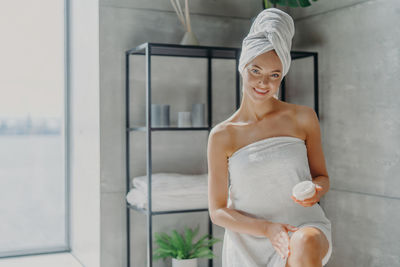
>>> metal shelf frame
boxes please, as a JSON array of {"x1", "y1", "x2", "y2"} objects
[{"x1": 125, "y1": 42, "x2": 319, "y2": 267}]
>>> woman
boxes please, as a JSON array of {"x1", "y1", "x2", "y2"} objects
[{"x1": 207, "y1": 8, "x2": 332, "y2": 267}]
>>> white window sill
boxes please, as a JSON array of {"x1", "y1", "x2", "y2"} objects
[{"x1": 0, "y1": 252, "x2": 83, "y2": 267}]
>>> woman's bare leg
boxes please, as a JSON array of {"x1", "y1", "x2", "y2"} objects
[{"x1": 285, "y1": 226, "x2": 329, "y2": 267}]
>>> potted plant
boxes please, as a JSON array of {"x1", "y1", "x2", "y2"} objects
[
  {"x1": 254, "y1": 0, "x2": 319, "y2": 24},
  {"x1": 263, "y1": 0, "x2": 319, "y2": 9},
  {"x1": 170, "y1": 0, "x2": 198, "y2": 45},
  {"x1": 153, "y1": 224, "x2": 222, "y2": 267}
]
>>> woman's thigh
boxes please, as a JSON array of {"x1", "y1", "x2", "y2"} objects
[{"x1": 285, "y1": 226, "x2": 329, "y2": 266}]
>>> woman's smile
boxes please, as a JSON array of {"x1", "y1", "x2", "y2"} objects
[{"x1": 253, "y1": 87, "x2": 270, "y2": 95}]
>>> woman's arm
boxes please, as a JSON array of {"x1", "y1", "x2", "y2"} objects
[
  {"x1": 297, "y1": 105, "x2": 330, "y2": 199},
  {"x1": 210, "y1": 207, "x2": 270, "y2": 237},
  {"x1": 207, "y1": 125, "x2": 270, "y2": 238}
]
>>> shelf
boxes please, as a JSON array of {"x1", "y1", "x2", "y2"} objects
[
  {"x1": 128, "y1": 126, "x2": 211, "y2": 132},
  {"x1": 125, "y1": 41, "x2": 319, "y2": 267},
  {"x1": 125, "y1": 42, "x2": 316, "y2": 60},
  {"x1": 126, "y1": 42, "x2": 240, "y2": 59},
  {"x1": 127, "y1": 203, "x2": 209, "y2": 216}
]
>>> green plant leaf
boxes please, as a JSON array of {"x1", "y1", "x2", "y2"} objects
[
  {"x1": 171, "y1": 230, "x2": 188, "y2": 257},
  {"x1": 161, "y1": 232, "x2": 172, "y2": 241},
  {"x1": 153, "y1": 226, "x2": 221, "y2": 260},
  {"x1": 184, "y1": 226, "x2": 194, "y2": 253},
  {"x1": 154, "y1": 233, "x2": 173, "y2": 250},
  {"x1": 153, "y1": 247, "x2": 177, "y2": 261},
  {"x1": 191, "y1": 247, "x2": 213, "y2": 258},
  {"x1": 176, "y1": 250, "x2": 185, "y2": 260},
  {"x1": 153, "y1": 247, "x2": 175, "y2": 255},
  {"x1": 287, "y1": 0, "x2": 299, "y2": 7},
  {"x1": 205, "y1": 238, "x2": 222, "y2": 247},
  {"x1": 264, "y1": 0, "x2": 273, "y2": 8},
  {"x1": 192, "y1": 234, "x2": 210, "y2": 251},
  {"x1": 298, "y1": 0, "x2": 312, "y2": 7},
  {"x1": 266, "y1": 0, "x2": 317, "y2": 8}
]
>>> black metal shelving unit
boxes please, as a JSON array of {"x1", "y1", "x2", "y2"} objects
[{"x1": 125, "y1": 42, "x2": 319, "y2": 267}]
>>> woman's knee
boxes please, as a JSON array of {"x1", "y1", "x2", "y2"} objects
[{"x1": 289, "y1": 227, "x2": 325, "y2": 259}]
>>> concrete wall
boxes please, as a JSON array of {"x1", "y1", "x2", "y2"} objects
[
  {"x1": 99, "y1": 0, "x2": 400, "y2": 266},
  {"x1": 285, "y1": 0, "x2": 400, "y2": 266}
]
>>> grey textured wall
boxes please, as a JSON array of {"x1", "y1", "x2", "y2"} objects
[
  {"x1": 99, "y1": 0, "x2": 400, "y2": 266},
  {"x1": 286, "y1": 0, "x2": 400, "y2": 266}
]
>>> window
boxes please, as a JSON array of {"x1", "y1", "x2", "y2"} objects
[{"x1": 0, "y1": 0, "x2": 69, "y2": 258}]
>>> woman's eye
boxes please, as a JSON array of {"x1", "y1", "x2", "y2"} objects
[
  {"x1": 251, "y1": 69, "x2": 260, "y2": 74},
  {"x1": 272, "y1": 74, "x2": 279, "y2": 78}
]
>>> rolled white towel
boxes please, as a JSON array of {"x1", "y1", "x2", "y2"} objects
[{"x1": 238, "y1": 8, "x2": 295, "y2": 79}]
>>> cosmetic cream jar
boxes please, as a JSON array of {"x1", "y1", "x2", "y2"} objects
[{"x1": 292, "y1": 180, "x2": 316, "y2": 201}]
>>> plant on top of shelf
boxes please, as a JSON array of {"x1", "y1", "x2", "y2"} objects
[
  {"x1": 263, "y1": 0, "x2": 319, "y2": 8},
  {"x1": 170, "y1": 0, "x2": 199, "y2": 45},
  {"x1": 153, "y1": 224, "x2": 221, "y2": 267}
]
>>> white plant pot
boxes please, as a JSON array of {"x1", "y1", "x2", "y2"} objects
[{"x1": 172, "y1": 257, "x2": 198, "y2": 267}]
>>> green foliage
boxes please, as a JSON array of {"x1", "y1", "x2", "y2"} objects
[
  {"x1": 153, "y1": 225, "x2": 222, "y2": 261},
  {"x1": 264, "y1": 0, "x2": 319, "y2": 8}
]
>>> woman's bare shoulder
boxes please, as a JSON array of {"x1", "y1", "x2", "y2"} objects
[
  {"x1": 208, "y1": 120, "x2": 239, "y2": 156},
  {"x1": 292, "y1": 103, "x2": 319, "y2": 137},
  {"x1": 292, "y1": 103, "x2": 317, "y2": 122},
  {"x1": 209, "y1": 120, "x2": 234, "y2": 143}
]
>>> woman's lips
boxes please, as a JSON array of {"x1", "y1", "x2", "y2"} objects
[{"x1": 253, "y1": 87, "x2": 270, "y2": 95}]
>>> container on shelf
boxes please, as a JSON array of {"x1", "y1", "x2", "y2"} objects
[
  {"x1": 191, "y1": 103, "x2": 205, "y2": 127},
  {"x1": 151, "y1": 104, "x2": 161, "y2": 127},
  {"x1": 178, "y1": 111, "x2": 191, "y2": 127},
  {"x1": 160, "y1": 104, "x2": 170, "y2": 127}
]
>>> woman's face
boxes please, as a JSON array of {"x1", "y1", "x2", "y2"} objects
[{"x1": 242, "y1": 50, "x2": 283, "y2": 101}]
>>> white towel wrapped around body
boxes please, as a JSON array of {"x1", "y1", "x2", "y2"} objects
[{"x1": 222, "y1": 136, "x2": 332, "y2": 266}]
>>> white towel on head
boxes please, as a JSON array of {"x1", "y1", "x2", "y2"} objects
[{"x1": 238, "y1": 8, "x2": 295, "y2": 79}]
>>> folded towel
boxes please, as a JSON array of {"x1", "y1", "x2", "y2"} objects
[
  {"x1": 126, "y1": 187, "x2": 208, "y2": 212},
  {"x1": 126, "y1": 172, "x2": 209, "y2": 211},
  {"x1": 132, "y1": 172, "x2": 208, "y2": 195}
]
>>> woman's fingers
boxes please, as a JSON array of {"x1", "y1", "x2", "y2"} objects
[
  {"x1": 285, "y1": 224, "x2": 299, "y2": 232},
  {"x1": 282, "y1": 233, "x2": 290, "y2": 254},
  {"x1": 278, "y1": 246, "x2": 286, "y2": 259},
  {"x1": 275, "y1": 237, "x2": 288, "y2": 259},
  {"x1": 294, "y1": 198, "x2": 316, "y2": 207},
  {"x1": 273, "y1": 243, "x2": 284, "y2": 259},
  {"x1": 280, "y1": 232, "x2": 289, "y2": 245},
  {"x1": 279, "y1": 233, "x2": 290, "y2": 257},
  {"x1": 292, "y1": 194, "x2": 318, "y2": 207}
]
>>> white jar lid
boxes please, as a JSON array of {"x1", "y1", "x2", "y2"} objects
[{"x1": 292, "y1": 180, "x2": 316, "y2": 201}]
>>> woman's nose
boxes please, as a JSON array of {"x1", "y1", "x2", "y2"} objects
[{"x1": 258, "y1": 75, "x2": 270, "y2": 86}]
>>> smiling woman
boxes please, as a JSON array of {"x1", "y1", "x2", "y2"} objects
[
  {"x1": 242, "y1": 50, "x2": 283, "y2": 99},
  {"x1": 207, "y1": 7, "x2": 332, "y2": 267}
]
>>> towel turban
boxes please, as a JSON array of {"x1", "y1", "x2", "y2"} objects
[{"x1": 238, "y1": 8, "x2": 295, "y2": 79}]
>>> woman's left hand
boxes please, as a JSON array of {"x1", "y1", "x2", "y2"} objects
[{"x1": 291, "y1": 184, "x2": 323, "y2": 207}]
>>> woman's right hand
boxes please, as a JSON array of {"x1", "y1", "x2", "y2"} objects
[{"x1": 264, "y1": 221, "x2": 299, "y2": 259}]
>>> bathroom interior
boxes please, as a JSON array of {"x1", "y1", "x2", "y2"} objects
[{"x1": 0, "y1": 0, "x2": 399, "y2": 267}]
